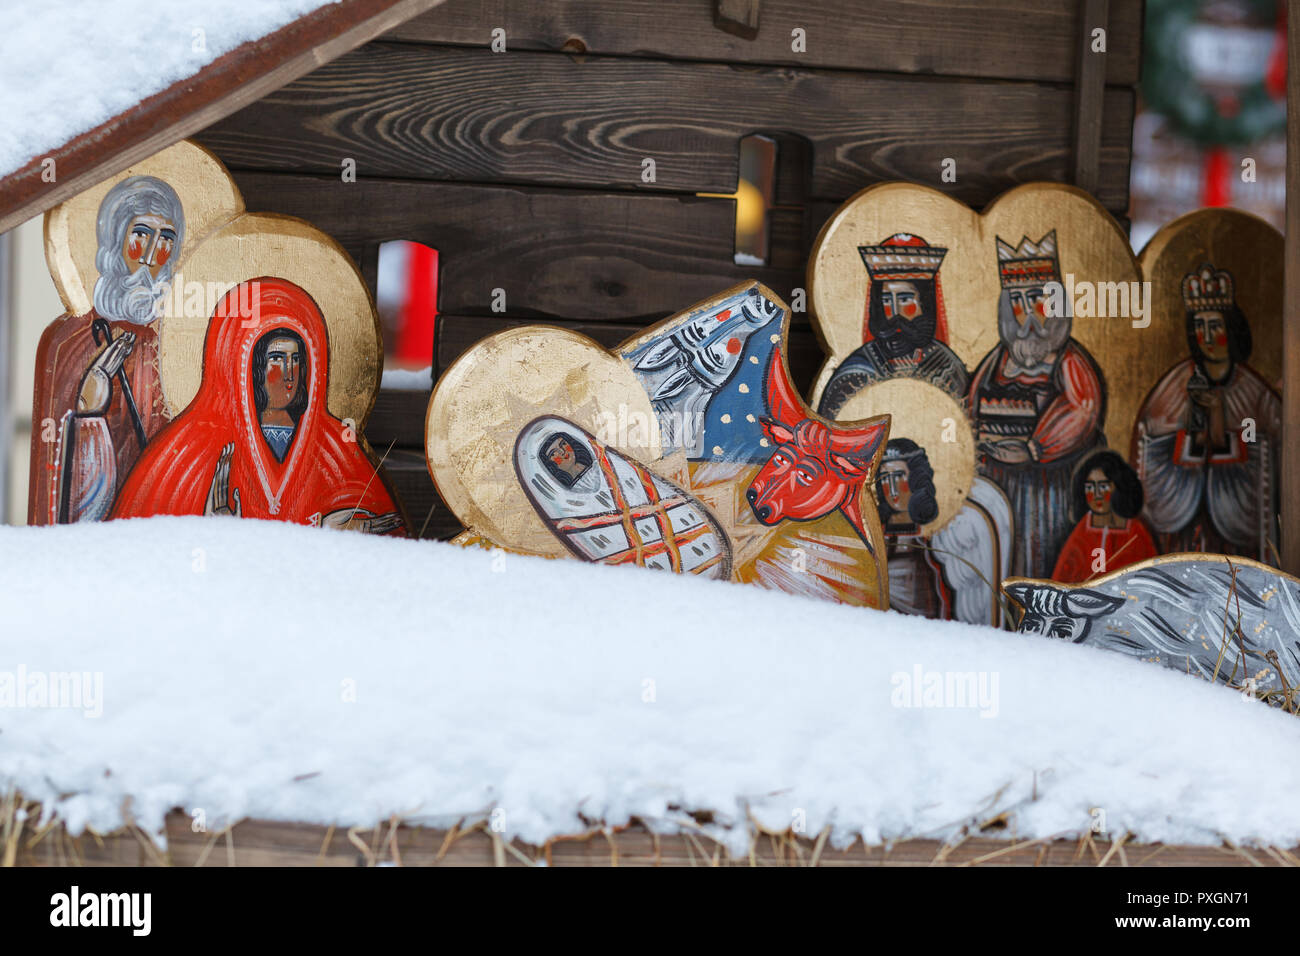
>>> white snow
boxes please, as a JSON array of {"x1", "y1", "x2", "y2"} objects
[
  {"x1": 2, "y1": 516, "x2": 1300, "y2": 855},
  {"x1": 379, "y1": 366, "x2": 432, "y2": 390},
  {"x1": 1, "y1": 0, "x2": 341, "y2": 180}
]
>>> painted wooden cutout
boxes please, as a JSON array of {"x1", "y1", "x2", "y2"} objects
[
  {"x1": 427, "y1": 282, "x2": 892, "y2": 608},
  {"x1": 31, "y1": 140, "x2": 405, "y2": 535},
  {"x1": 515, "y1": 415, "x2": 732, "y2": 578},
  {"x1": 1133, "y1": 209, "x2": 1283, "y2": 565},
  {"x1": 829, "y1": 376, "x2": 1013, "y2": 627},
  {"x1": 808, "y1": 183, "x2": 1141, "y2": 581},
  {"x1": 31, "y1": 141, "x2": 242, "y2": 524},
  {"x1": 817, "y1": 233, "x2": 968, "y2": 414},
  {"x1": 1004, "y1": 555, "x2": 1300, "y2": 696},
  {"x1": 969, "y1": 228, "x2": 1108, "y2": 581},
  {"x1": 1050, "y1": 450, "x2": 1158, "y2": 583},
  {"x1": 111, "y1": 278, "x2": 402, "y2": 532}
]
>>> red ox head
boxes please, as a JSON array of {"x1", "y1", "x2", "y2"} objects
[{"x1": 745, "y1": 351, "x2": 887, "y2": 549}]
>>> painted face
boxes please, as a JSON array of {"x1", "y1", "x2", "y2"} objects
[
  {"x1": 1082, "y1": 467, "x2": 1112, "y2": 516},
  {"x1": 1193, "y1": 311, "x2": 1229, "y2": 362},
  {"x1": 877, "y1": 460, "x2": 912, "y2": 516},
  {"x1": 548, "y1": 437, "x2": 575, "y2": 468},
  {"x1": 880, "y1": 281, "x2": 921, "y2": 322},
  {"x1": 121, "y1": 214, "x2": 178, "y2": 280},
  {"x1": 1007, "y1": 287, "x2": 1047, "y2": 327},
  {"x1": 263, "y1": 337, "x2": 302, "y2": 411},
  {"x1": 1019, "y1": 612, "x2": 1083, "y2": 641}
]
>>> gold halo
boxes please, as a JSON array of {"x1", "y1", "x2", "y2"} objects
[
  {"x1": 426, "y1": 325, "x2": 660, "y2": 555},
  {"x1": 44, "y1": 140, "x2": 243, "y2": 317},
  {"x1": 983, "y1": 183, "x2": 1140, "y2": 453},
  {"x1": 157, "y1": 213, "x2": 382, "y2": 426},
  {"x1": 808, "y1": 182, "x2": 984, "y2": 366},
  {"x1": 832, "y1": 378, "x2": 974, "y2": 536},
  {"x1": 1135, "y1": 208, "x2": 1282, "y2": 415},
  {"x1": 808, "y1": 182, "x2": 1140, "y2": 452}
]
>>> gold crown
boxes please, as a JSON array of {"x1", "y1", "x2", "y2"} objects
[
  {"x1": 858, "y1": 233, "x2": 947, "y2": 280},
  {"x1": 1181, "y1": 263, "x2": 1234, "y2": 311},
  {"x1": 996, "y1": 230, "x2": 1060, "y2": 289}
]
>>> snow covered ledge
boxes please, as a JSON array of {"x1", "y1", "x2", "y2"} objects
[{"x1": 3, "y1": 517, "x2": 1299, "y2": 860}]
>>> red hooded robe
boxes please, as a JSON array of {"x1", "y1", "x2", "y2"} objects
[{"x1": 111, "y1": 277, "x2": 404, "y2": 533}]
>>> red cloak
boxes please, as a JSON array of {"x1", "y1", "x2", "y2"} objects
[{"x1": 111, "y1": 277, "x2": 404, "y2": 533}]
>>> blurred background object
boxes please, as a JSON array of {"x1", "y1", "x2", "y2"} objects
[
  {"x1": 1130, "y1": 0, "x2": 1287, "y2": 249},
  {"x1": 376, "y1": 240, "x2": 437, "y2": 376}
]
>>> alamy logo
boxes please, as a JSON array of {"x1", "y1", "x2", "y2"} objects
[
  {"x1": 50, "y1": 886, "x2": 151, "y2": 936},
  {"x1": 0, "y1": 666, "x2": 102, "y2": 718},
  {"x1": 1043, "y1": 275, "x2": 1153, "y2": 328},
  {"x1": 890, "y1": 665, "x2": 999, "y2": 718}
]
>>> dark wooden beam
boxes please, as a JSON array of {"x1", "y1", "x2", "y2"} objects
[
  {"x1": 0, "y1": 0, "x2": 446, "y2": 235},
  {"x1": 1283, "y1": 0, "x2": 1300, "y2": 574},
  {"x1": 228, "y1": 171, "x2": 812, "y2": 322},
  {"x1": 200, "y1": 43, "x2": 1137, "y2": 213},
  {"x1": 383, "y1": 0, "x2": 1144, "y2": 86},
  {"x1": 1072, "y1": 0, "x2": 1111, "y2": 195}
]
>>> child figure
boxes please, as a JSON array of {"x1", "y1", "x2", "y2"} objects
[{"x1": 1051, "y1": 450, "x2": 1157, "y2": 583}]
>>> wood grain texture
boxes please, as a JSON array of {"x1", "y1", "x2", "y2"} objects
[
  {"x1": 229, "y1": 171, "x2": 808, "y2": 321},
  {"x1": 382, "y1": 0, "x2": 1143, "y2": 86},
  {"x1": 0, "y1": 0, "x2": 446, "y2": 236},
  {"x1": 1284, "y1": 0, "x2": 1300, "y2": 575},
  {"x1": 368, "y1": 386, "x2": 431, "y2": 448},
  {"x1": 198, "y1": 43, "x2": 1136, "y2": 213},
  {"x1": 433, "y1": 314, "x2": 827, "y2": 392},
  {"x1": 14, "y1": 810, "x2": 1292, "y2": 867},
  {"x1": 1072, "y1": 0, "x2": 1111, "y2": 193}
]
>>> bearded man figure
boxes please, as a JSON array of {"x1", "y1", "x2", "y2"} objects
[
  {"x1": 968, "y1": 230, "x2": 1105, "y2": 578},
  {"x1": 818, "y1": 233, "x2": 968, "y2": 418},
  {"x1": 29, "y1": 176, "x2": 184, "y2": 523}
]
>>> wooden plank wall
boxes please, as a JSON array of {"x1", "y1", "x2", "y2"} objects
[{"x1": 194, "y1": 0, "x2": 1143, "y2": 539}]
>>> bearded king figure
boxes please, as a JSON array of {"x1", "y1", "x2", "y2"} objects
[{"x1": 968, "y1": 230, "x2": 1106, "y2": 578}]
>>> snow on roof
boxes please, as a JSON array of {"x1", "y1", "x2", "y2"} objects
[
  {"x1": 1, "y1": 0, "x2": 339, "y2": 180},
  {"x1": 3, "y1": 516, "x2": 1299, "y2": 853}
]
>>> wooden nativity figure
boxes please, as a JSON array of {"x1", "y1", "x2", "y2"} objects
[
  {"x1": 31, "y1": 141, "x2": 405, "y2": 536},
  {"x1": 817, "y1": 233, "x2": 969, "y2": 416},
  {"x1": 1050, "y1": 450, "x2": 1158, "y2": 583},
  {"x1": 1133, "y1": 263, "x2": 1280, "y2": 561},
  {"x1": 111, "y1": 278, "x2": 403, "y2": 533},
  {"x1": 31, "y1": 175, "x2": 185, "y2": 523},
  {"x1": 969, "y1": 230, "x2": 1107, "y2": 579}
]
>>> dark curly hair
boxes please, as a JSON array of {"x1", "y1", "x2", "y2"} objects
[
  {"x1": 1071, "y1": 450, "x2": 1143, "y2": 520},
  {"x1": 876, "y1": 438, "x2": 939, "y2": 527},
  {"x1": 1186, "y1": 303, "x2": 1252, "y2": 375},
  {"x1": 252, "y1": 328, "x2": 309, "y2": 425}
]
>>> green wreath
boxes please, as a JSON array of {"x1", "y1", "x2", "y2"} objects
[{"x1": 1141, "y1": 0, "x2": 1285, "y2": 145}]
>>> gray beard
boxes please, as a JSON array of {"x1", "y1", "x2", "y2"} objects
[
  {"x1": 93, "y1": 265, "x2": 168, "y2": 324},
  {"x1": 999, "y1": 300, "x2": 1070, "y2": 370}
]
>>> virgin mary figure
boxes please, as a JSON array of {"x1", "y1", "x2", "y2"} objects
[{"x1": 111, "y1": 277, "x2": 404, "y2": 534}]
